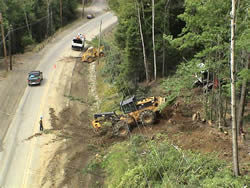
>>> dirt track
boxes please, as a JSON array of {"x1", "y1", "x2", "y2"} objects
[{"x1": 37, "y1": 58, "x2": 95, "y2": 187}]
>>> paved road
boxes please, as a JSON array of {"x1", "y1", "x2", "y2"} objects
[{"x1": 0, "y1": 1, "x2": 117, "y2": 187}]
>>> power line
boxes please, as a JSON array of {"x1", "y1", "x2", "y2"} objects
[
  {"x1": 0, "y1": 32, "x2": 9, "y2": 46},
  {"x1": 5, "y1": 4, "x2": 71, "y2": 33},
  {"x1": 12, "y1": 15, "x2": 49, "y2": 32}
]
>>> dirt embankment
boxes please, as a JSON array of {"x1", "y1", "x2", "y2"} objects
[
  {"x1": 135, "y1": 96, "x2": 250, "y2": 175},
  {"x1": 31, "y1": 53, "x2": 109, "y2": 187},
  {"x1": 31, "y1": 60, "x2": 249, "y2": 187}
]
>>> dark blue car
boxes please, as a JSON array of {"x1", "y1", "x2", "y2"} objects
[{"x1": 28, "y1": 71, "x2": 43, "y2": 86}]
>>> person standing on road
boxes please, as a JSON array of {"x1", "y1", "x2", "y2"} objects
[{"x1": 40, "y1": 117, "x2": 44, "y2": 131}]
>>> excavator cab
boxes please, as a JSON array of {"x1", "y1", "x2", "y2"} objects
[{"x1": 120, "y1": 96, "x2": 137, "y2": 114}]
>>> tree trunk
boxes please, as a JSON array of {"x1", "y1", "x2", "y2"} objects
[
  {"x1": 46, "y1": 0, "x2": 50, "y2": 38},
  {"x1": 218, "y1": 78, "x2": 222, "y2": 130},
  {"x1": 237, "y1": 54, "x2": 250, "y2": 135},
  {"x1": 140, "y1": 1, "x2": 145, "y2": 20},
  {"x1": 0, "y1": 13, "x2": 8, "y2": 71},
  {"x1": 136, "y1": 1, "x2": 150, "y2": 82},
  {"x1": 230, "y1": 0, "x2": 240, "y2": 176},
  {"x1": 152, "y1": 0, "x2": 157, "y2": 80},
  {"x1": 23, "y1": 6, "x2": 32, "y2": 38},
  {"x1": 81, "y1": 0, "x2": 85, "y2": 19},
  {"x1": 60, "y1": 0, "x2": 63, "y2": 26},
  {"x1": 162, "y1": 0, "x2": 170, "y2": 77}
]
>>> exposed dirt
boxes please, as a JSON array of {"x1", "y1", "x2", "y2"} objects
[
  {"x1": 131, "y1": 96, "x2": 250, "y2": 175},
  {"x1": 31, "y1": 56, "x2": 108, "y2": 187},
  {"x1": 38, "y1": 58, "x2": 249, "y2": 187}
]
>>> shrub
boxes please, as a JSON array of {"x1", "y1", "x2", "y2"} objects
[{"x1": 99, "y1": 136, "x2": 249, "y2": 188}]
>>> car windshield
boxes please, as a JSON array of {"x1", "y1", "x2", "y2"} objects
[
  {"x1": 29, "y1": 73, "x2": 39, "y2": 80},
  {"x1": 73, "y1": 39, "x2": 83, "y2": 44}
]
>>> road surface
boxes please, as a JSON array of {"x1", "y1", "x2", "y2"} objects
[{"x1": 0, "y1": 0, "x2": 117, "y2": 187}]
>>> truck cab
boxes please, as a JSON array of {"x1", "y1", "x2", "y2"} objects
[{"x1": 72, "y1": 34, "x2": 85, "y2": 50}]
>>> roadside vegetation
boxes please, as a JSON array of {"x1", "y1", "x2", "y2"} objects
[{"x1": 84, "y1": 135, "x2": 249, "y2": 187}]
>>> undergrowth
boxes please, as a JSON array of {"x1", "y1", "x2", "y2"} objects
[{"x1": 83, "y1": 135, "x2": 249, "y2": 188}]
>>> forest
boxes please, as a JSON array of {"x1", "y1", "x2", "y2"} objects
[
  {"x1": 90, "y1": 0, "x2": 250, "y2": 185},
  {"x1": 101, "y1": 0, "x2": 250, "y2": 142},
  {"x1": 0, "y1": 0, "x2": 91, "y2": 54}
]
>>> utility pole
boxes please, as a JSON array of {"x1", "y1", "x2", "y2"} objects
[
  {"x1": 60, "y1": 0, "x2": 63, "y2": 27},
  {"x1": 0, "y1": 12, "x2": 8, "y2": 72},
  {"x1": 97, "y1": 20, "x2": 102, "y2": 65},
  {"x1": 8, "y1": 25, "x2": 12, "y2": 70},
  {"x1": 81, "y1": 0, "x2": 85, "y2": 19},
  {"x1": 230, "y1": 0, "x2": 240, "y2": 176},
  {"x1": 50, "y1": 6, "x2": 53, "y2": 35}
]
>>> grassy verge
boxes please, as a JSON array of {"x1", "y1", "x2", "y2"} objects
[{"x1": 84, "y1": 134, "x2": 250, "y2": 188}]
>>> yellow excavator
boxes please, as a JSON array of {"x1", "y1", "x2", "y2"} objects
[
  {"x1": 82, "y1": 46, "x2": 104, "y2": 63},
  {"x1": 92, "y1": 96, "x2": 166, "y2": 137}
]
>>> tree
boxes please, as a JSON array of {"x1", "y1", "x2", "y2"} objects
[
  {"x1": 108, "y1": 0, "x2": 185, "y2": 87},
  {"x1": 230, "y1": 0, "x2": 240, "y2": 176},
  {"x1": 0, "y1": 0, "x2": 79, "y2": 54},
  {"x1": 235, "y1": 0, "x2": 250, "y2": 138},
  {"x1": 152, "y1": 0, "x2": 156, "y2": 80},
  {"x1": 137, "y1": 0, "x2": 150, "y2": 82},
  {"x1": 237, "y1": 57, "x2": 250, "y2": 136}
]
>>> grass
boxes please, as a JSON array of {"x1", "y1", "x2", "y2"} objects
[
  {"x1": 95, "y1": 60, "x2": 121, "y2": 113},
  {"x1": 84, "y1": 135, "x2": 250, "y2": 188},
  {"x1": 64, "y1": 95, "x2": 85, "y2": 103}
]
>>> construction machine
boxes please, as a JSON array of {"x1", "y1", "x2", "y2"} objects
[
  {"x1": 82, "y1": 46, "x2": 104, "y2": 63},
  {"x1": 92, "y1": 96, "x2": 166, "y2": 137}
]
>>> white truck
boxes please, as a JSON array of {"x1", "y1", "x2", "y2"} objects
[{"x1": 72, "y1": 34, "x2": 85, "y2": 50}]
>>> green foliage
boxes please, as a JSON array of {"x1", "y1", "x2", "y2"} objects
[
  {"x1": 162, "y1": 60, "x2": 201, "y2": 104},
  {"x1": 0, "y1": 0, "x2": 79, "y2": 54},
  {"x1": 21, "y1": 35, "x2": 35, "y2": 47},
  {"x1": 82, "y1": 159, "x2": 102, "y2": 175},
  {"x1": 106, "y1": 0, "x2": 185, "y2": 86},
  {"x1": 161, "y1": 0, "x2": 250, "y2": 124},
  {"x1": 97, "y1": 136, "x2": 249, "y2": 187},
  {"x1": 238, "y1": 68, "x2": 250, "y2": 81}
]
